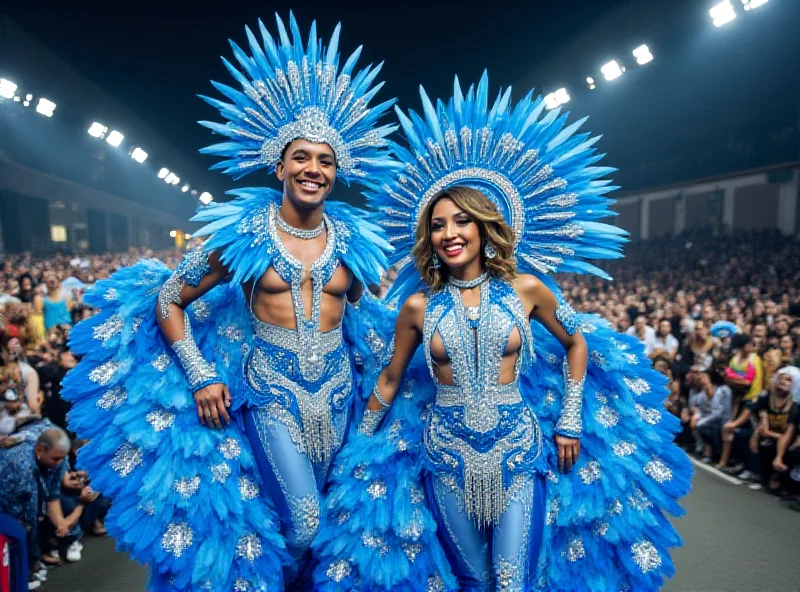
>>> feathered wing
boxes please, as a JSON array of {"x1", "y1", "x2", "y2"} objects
[
  {"x1": 522, "y1": 276, "x2": 692, "y2": 592},
  {"x1": 63, "y1": 262, "x2": 288, "y2": 591}
]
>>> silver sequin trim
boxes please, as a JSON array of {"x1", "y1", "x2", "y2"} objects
[
  {"x1": 210, "y1": 462, "x2": 231, "y2": 484},
  {"x1": 89, "y1": 360, "x2": 120, "y2": 386},
  {"x1": 110, "y1": 443, "x2": 142, "y2": 477},
  {"x1": 236, "y1": 534, "x2": 262, "y2": 561},
  {"x1": 146, "y1": 409, "x2": 175, "y2": 432},
  {"x1": 93, "y1": 315, "x2": 123, "y2": 344},
  {"x1": 631, "y1": 540, "x2": 662, "y2": 573},
  {"x1": 174, "y1": 476, "x2": 201, "y2": 498},
  {"x1": 563, "y1": 536, "x2": 585, "y2": 562},
  {"x1": 326, "y1": 559, "x2": 352, "y2": 582},
  {"x1": 578, "y1": 460, "x2": 601, "y2": 485},
  {"x1": 238, "y1": 477, "x2": 260, "y2": 500},
  {"x1": 161, "y1": 523, "x2": 193, "y2": 557},
  {"x1": 644, "y1": 458, "x2": 673, "y2": 483},
  {"x1": 219, "y1": 438, "x2": 241, "y2": 459},
  {"x1": 96, "y1": 386, "x2": 127, "y2": 410},
  {"x1": 367, "y1": 480, "x2": 387, "y2": 499}
]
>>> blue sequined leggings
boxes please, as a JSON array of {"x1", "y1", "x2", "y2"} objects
[
  {"x1": 426, "y1": 473, "x2": 546, "y2": 592},
  {"x1": 242, "y1": 407, "x2": 323, "y2": 566}
]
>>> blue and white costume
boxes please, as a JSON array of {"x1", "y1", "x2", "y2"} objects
[
  {"x1": 313, "y1": 74, "x2": 692, "y2": 591},
  {"x1": 62, "y1": 14, "x2": 398, "y2": 591}
]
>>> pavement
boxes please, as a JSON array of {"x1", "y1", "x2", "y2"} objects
[{"x1": 43, "y1": 459, "x2": 800, "y2": 591}]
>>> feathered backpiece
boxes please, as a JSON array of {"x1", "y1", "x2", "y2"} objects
[
  {"x1": 199, "y1": 12, "x2": 400, "y2": 184},
  {"x1": 373, "y1": 72, "x2": 628, "y2": 301}
]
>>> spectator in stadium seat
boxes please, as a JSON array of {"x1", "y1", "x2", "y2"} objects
[
  {"x1": 0, "y1": 428, "x2": 71, "y2": 572},
  {"x1": 753, "y1": 369, "x2": 798, "y2": 493},
  {"x1": 652, "y1": 319, "x2": 680, "y2": 362},
  {"x1": 772, "y1": 368, "x2": 800, "y2": 506},
  {"x1": 726, "y1": 334, "x2": 764, "y2": 405},
  {"x1": 41, "y1": 274, "x2": 72, "y2": 331},
  {"x1": 751, "y1": 322, "x2": 769, "y2": 354},
  {"x1": 626, "y1": 315, "x2": 656, "y2": 356},
  {"x1": 696, "y1": 367, "x2": 733, "y2": 462}
]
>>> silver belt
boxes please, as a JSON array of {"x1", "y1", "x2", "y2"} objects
[
  {"x1": 435, "y1": 381, "x2": 522, "y2": 408},
  {"x1": 252, "y1": 320, "x2": 343, "y2": 356}
]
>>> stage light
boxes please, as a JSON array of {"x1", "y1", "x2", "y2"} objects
[
  {"x1": 88, "y1": 122, "x2": 107, "y2": 138},
  {"x1": 181, "y1": 184, "x2": 190, "y2": 193},
  {"x1": 25, "y1": 94, "x2": 33, "y2": 101},
  {"x1": 131, "y1": 147, "x2": 148, "y2": 163},
  {"x1": 13, "y1": 96, "x2": 21, "y2": 102},
  {"x1": 190, "y1": 190, "x2": 198, "y2": 196},
  {"x1": 158, "y1": 167, "x2": 170, "y2": 179},
  {"x1": 601, "y1": 60, "x2": 623, "y2": 81},
  {"x1": 199, "y1": 192, "x2": 213, "y2": 205},
  {"x1": 543, "y1": 93, "x2": 559, "y2": 110},
  {"x1": 169, "y1": 230, "x2": 177, "y2": 238},
  {"x1": 742, "y1": 0, "x2": 767, "y2": 10},
  {"x1": 633, "y1": 44, "x2": 653, "y2": 65},
  {"x1": 36, "y1": 98, "x2": 56, "y2": 117},
  {"x1": 165, "y1": 172, "x2": 180, "y2": 185},
  {"x1": 106, "y1": 130, "x2": 124, "y2": 147},
  {"x1": 710, "y1": 1, "x2": 736, "y2": 26},
  {"x1": 554, "y1": 88, "x2": 570, "y2": 105},
  {"x1": 0, "y1": 79, "x2": 17, "y2": 99},
  {"x1": 23, "y1": 101, "x2": 30, "y2": 107},
  {"x1": 184, "y1": 233, "x2": 192, "y2": 240}
]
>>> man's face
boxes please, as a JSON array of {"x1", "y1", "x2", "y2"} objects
[
  {"x1": 59, "y1": 351, "x2": 77, "y2": 370},
  {"x1": 780, "y1": 335, "x2": 793, "y2": 353},
  {"x1": 635, "y1": 317, "x2": 646, "y2": 331},
  {"x1": 694, "y1": 321, "x2": 707, "y2": 340},
  {"x1": 753, "y1": 324, "x2": 767, "y2": 341},
  {"x1": 658, "y1": 320, "x2": 671, "y2": 337},
  {"x1": 776, "y1": 320, "x2": 789, "y2": 336},
  {"x1": 276, "y1": 139, "x2": 336, "y2": 210},
  {"x1": 35, "y1": 444, "x2": 68, "y2": 470},
  {"x1": 45, "y1": 274, "x2": 59, "y2": 290}
]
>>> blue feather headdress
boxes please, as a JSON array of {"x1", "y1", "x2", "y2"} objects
[
  {"x1": 373, "y1": 72, "x2": 628, "y2": 301},
  {"x1": 199, "y1": 12, "x2": 400, "y2": 184}
]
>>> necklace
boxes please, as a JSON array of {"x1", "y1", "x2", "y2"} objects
[
  {"x1": 448, "y1": 272, "x2": 489, "y2": 289},
  {"x1": 276, "y1": 211, "x2": 326, "y2": 239}
]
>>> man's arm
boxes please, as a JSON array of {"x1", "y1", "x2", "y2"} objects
[{"x1": 46, "y1": 500, "x2": 69, "y2": 538}]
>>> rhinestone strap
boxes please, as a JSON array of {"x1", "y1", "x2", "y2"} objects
[
  {"x1": 276, "y1": 210, "x2": 326, "y2": 239},
  {"x1": 359, "y1": 408, "x2": 388, "y2": 436},
  {"x1": 448, "y1": 272, "x2": 489, "y2": 289},
  {"x1": 170, "y1": 314, "x2": 220, "y2": 393},
  {"x1": 555, "y1": 358, "x2": 585, "y2": 438},
  {"x1": 372, "y1": 382, "x2": 392, "y2": 408}
]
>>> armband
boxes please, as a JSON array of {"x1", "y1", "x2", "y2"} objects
[
  {"x1": 170, "y1": 314, "x2": 219, "y2": 393},
  {"x1": 555, "y1": 358, "x2": 585, "y2": 438}
]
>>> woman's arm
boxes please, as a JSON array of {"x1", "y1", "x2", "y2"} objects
[
  {"x1": 517, "y1": 275, "x2": 588, "y2": 472},
  {"x1": 359, "y1": 294, "x2": 425, "y2": 435}
]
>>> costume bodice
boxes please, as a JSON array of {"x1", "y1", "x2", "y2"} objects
[{"x1": 421, "y1": 278, "x2": 541, "y2": 527}]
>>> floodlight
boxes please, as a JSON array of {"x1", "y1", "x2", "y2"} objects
[
  {"x1": 36, "y1": 98, "x2": 56, "y2": 117},
  {"x1": 633, "y1": 45, "x2": 653, "y2": 65},
  {"x1": 554, "y1": 88, "x2": 570, "y2": 105},
  {"x1": 165, "y1": 172, "x2": 180, "y2": 185},
  {"x1": 88, "y1": 122, "x2": 107, "y2": 138},
  {"x1": 169, "y1": 230, "x2": 177, "y2": 238},
  {"x1": 181, "y1": 184, "x2": 190, "y2": 193},
  {"x1": 586, "y1": 77, "x2": 594, "y2": 84},
  {"x1": 742, "y1": 0, "x2": 767, "y2": 10},
  {"x1": 106, "y1": 130, "x2": 124, "y2": 147},
  {"x1": 23, "y1": 101, "x2": 30, "y2": 107},
  {"x1": 13, "y1": 96, "x2": 21, "y2": 102},
  {"x1": 131, "y1": 147, "x2": 148, "y2": 163},
  {"x1": 601, "y1": 61, "x2": 623, "y2": 81},
  {"x1": 0, "y1": 79, "x2": 17, "y2": 99},
  {"x1": 710, "y1": 1, "x2": 736, "y2": 26},
  {"x1": 190, "y1": 190, "x2": 198, "y2": 196},
  {"x1": 199, "y1": 192, "x2": 213, "y2": 205},
  {"x1": 543, "y1": 93, "x2": 559, "y2": 110},
  {"x1": 158, "y1": 168, "x2": 170, "y2": 179},
  {"x1": 184, "y1": 233, "x2": 192, "y2": 240}
]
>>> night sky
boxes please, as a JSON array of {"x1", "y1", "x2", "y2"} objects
[{"x1": 3, "y1": 0, "x2": 798, "y2": 194}]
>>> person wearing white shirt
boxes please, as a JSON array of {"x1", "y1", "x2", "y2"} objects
[
  {"x1": 651, "y1": 319, "x2": 680, "y2": 361},
  {"x1": 626, "y1": 315, "x2": 656, "y2": 356}
]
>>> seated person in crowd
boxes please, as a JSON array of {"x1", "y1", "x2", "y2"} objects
[
  {"x1": 652, "y1": 319, "x2": 680, "y2": 362},
  {"x1": 696, "y1": 367, "x2": 733, "y2": 463},
  {"x1": 753, "y1": 368, "x2": 798, "y2": 493},
  {"x1": 772, "y1": 368, "x2": 800, "y2": 508},
  {"x1": 626, "y1": 315, "x2": 656, "y2": 356},
  {"x1": 0, "y1": 427, "x2": 71, "y2": 583},
  {"x1": 726, "y1": 334, "x2": 764, "y2": 406}
]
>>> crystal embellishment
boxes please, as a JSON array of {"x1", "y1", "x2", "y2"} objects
[
  {"x1": 96, "y1": 386, "x2": 127, "y2": 410},
  {"x1": 111, "y1": 443, "x2": 143, "y2": 477},
  {"x1": 89, "y1": 361, "x2": 120, "y2": 386},
  {"x1": 219, "y1": 438, "x2": 241, "y2": 459},
  {"x1": 631, "y1": 540, "x2": 662, "y2": 573},
  {"x1": 644, "y1": 458, "x2": 673, "y2": 483},
  {"x1": 210, "y1": 462, "x2": 231, "y2": 484},
  {"x1": 174, "y1": 476, "x2": 201, "y2": 498},
  {"x1": 162, "y1": 523, "x2": 193, "y2": 557},
  {"x1": 326, "y1": 559, "x2": 352, "y2": 583},
  {"x1": 146, "y1": 409, "x2": 175, "y2": 432},
  {"x1": 238, "y1": 477, "x2": 259, "y2": 500},
  {"x1": 236, "y1": 534, "x2": 262, "y2": 561}
]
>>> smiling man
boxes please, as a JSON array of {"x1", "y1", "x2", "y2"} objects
[{"x1": 61, "y1": 14, "x2": 399, "y2": 592}]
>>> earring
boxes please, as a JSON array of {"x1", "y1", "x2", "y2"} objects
[
  {"x1": 432, "y1": 252, "x2": 441, "y2": 269},
  {"x1": 485, "y1": 243, "x2": 497, "y2": 259}
]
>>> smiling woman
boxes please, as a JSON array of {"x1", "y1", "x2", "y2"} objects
[{"x1": 413, "y1": 186, "x2": 517, "y2": 291}]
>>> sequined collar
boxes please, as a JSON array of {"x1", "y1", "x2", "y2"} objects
[{"x1": 266, "y1": 202, "x2": 337, "y2": 283}]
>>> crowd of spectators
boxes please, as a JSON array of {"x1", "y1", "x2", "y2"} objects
[
  {"x1": 0, "y1": 248, "x2": 178, "y2": 590},
  {"x1": 0, "y1": 228, "x2": 799, "y2": 588},
  {"x1": 559, "y1": 228, "x2": 800, "y2": 507}
]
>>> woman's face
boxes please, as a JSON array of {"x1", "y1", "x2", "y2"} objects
[
  {"x1": 429, "y1": 198, "x2": 482, "y2": 272},
  {"x1": 20, "y1": 277, "x2": 32, "y2": 291}
]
